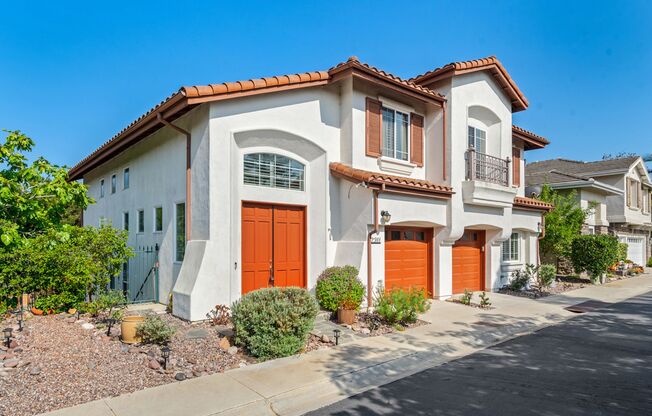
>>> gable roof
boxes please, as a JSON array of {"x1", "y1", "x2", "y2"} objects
[
  {"x1": 512, "y1": 125, "x2": 549, "y2": 150},
  {"x1": 527, "y1": 157, "x2": 640, "y2": 177},
  {"x1": 410, "y1": 56, "x2": 529, "y2": 112},
  {"x1": 329, "y1": 162, "x2": 453, "y2": 198},
  {"x1": 69, "y1": 57, "x2": 445, "y2": 180}
]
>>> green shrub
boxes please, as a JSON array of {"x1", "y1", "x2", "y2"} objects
[
  {"x1": 617, "y1": 243, "x2": 628, "y2": 263},
  {"x1": 136, "y1": 314, "x2": 176, "y2": 345},
  {"x1": 479, "y1": 291, "x2": 491, "y2": 308},
  {"x1": 80, "y1": 290, "x2": 126, "y2": 317},
  {"x1": 33, "y1": 292, "x2": 83, "y2": 313},
  {"x1": 231, "y1": 287, "x2": 318, "y2": 360},
  {"x1": 374, "y1": 285, "x2": 430, "y2": 325},
  {"x1": 647, "y1": 257, "x2": 652, "y2": 268},
  {"x1": 315, "y1": 266, "x2": 364, "y2": 312},
  {"x1": 536, "y1": 264, "x2": 557, "y2": 290},
  {"x1": 570, "y1": 235, "x2": 620, "y2": 282},
  {"x1": 508, "y1": 268, "x2": 530, "y2": 291},
  {"x1": 459, "y1": 289, "x2": 473, "y2": 305}
]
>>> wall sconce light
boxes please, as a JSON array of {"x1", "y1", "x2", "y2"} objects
[
  {"x1": 537, "y1": 222, "x2": 542, "y2": 235},
  {"x1": 380, "y1": 210, "x2": 391, "y2": 223}
]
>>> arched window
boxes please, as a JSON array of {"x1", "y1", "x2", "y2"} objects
[{"x1": 243, "y1": 153, "x2": 305, "y2": 191}]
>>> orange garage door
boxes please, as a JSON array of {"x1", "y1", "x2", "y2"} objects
[
  {"x1": 384, "y1": 227, "x2": 432, "y2": 296},
  {"x1": 241, "y1": 203, "x2": 305, "y2": 294},
  {"x1": 452, "y1": 230, "x2": 485, "y2": 293}
]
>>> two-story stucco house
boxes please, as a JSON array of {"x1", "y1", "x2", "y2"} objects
[
  {"x1": 69, "y1": 56, "x2": 552, "y2": 321},
  {"x1": 526, "y1": 157, "x2": 652, "y2": 265}
]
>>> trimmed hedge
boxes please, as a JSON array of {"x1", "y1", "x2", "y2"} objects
[
  {"x1": 315, "y1": 266, "x2": 364, "y2": 312},
  {"x1": 231, "y1": 287, "x2": 318, "y2": 360}
]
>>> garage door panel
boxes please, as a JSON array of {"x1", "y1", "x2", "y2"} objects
[{"x1": 385, "y1": 228, "x2": 432, "y2": 296}]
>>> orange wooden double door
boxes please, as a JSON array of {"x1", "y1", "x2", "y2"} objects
[{"x1": 241, "y1": 202, "x2": 306, "y2": 294}]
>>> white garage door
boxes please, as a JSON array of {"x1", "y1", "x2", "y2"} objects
[{"x1": 621, "y1": 236, "x2": 645, "y2": 265}]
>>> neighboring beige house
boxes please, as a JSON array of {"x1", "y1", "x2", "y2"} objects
[
  {"x1": 526, "y1": 157, "x2": 652, "y2": 265},
  {"x1": 69, "y1": 56, "x2": 552, "y2": 321}
]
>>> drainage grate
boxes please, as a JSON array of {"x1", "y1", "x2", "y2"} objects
[{"x1": 565, "y1": 300, "x2": 611, "y2": 314}]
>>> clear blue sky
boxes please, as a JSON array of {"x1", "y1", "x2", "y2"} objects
[{"x1": 1, "y1": 0, "x2": 650, "y2": 168}]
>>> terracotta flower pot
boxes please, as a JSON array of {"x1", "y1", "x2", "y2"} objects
[
  {"x1": 31, "y1": 307, "x2": 44, "y2": 316},
  {"x1": 120, "y1": 315, "x2": 145, "y2": 344},
  {"x1": 337, "y1": 308, "x2": 356, "y2": 325}
]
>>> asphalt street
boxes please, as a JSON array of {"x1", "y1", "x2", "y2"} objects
[{"x1": 308, "y1": 291, "x2": 652, "y2": 416}]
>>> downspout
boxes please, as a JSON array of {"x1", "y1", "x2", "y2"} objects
[
  {"x1": 442, "y1": 101, "x2": 447, "y2": 181},
  {"x1": 366, "y1": 188, "x2": 380, "y2": 308},
  {"x1": 157, "y1": 113, "x2": 192, "y2": 241},
  {"x1": 537, "y1": 213, "x2": 546, "y2": 265}
]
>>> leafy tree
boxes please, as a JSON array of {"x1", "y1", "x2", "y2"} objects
[
  {"x1": 0, "y1": 130, "x2": 91, "y2": 246},
  {"x1": 570, "y1": 235, "x2": 620, "y2": 282},
  {"x1": 538, "y1": 185, "x2": 593, "y2": 261}
]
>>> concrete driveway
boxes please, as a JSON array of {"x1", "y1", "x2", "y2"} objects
[{"x1": 307, "y1": 291, "x2": 652, "y2": 416}]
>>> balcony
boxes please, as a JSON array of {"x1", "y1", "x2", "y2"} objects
[
  {"x1": 465, "y1": 148, "x2": 510, "y2": 186},
  {"x1": 462, "y1": 148, "x2": 516, "y2": 208}
]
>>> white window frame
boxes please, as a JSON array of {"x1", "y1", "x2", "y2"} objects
[
  {"x1": 122, "y1": 211, "x2": 129, "y2": 232},
  {"x1": 111, "y1": 174, "x2": 117, "y2": 194},
  {"x1": 99, "y1": 216, "x2": 111, "y2": 227},
  {"x1": 468, "y1": 126, "x2": 487, "y2": 154},
  {"x1": 174, "y1": 201, "x2": 186, "y2": 263},
  {"x1": 123, "y1": 167, "x2": 130, "y2": 190},
  {"x1": 153, "y1": 206, "x2": 163, "y2": 233},
  {"x1": 381, "y1": 105, "x2": 410, "y2": 162},
  {"x1": 243, "y1": 153, "x2": 306, "y2": 191},
  {"x1": 136, "y1": 209, "x2": 144, "y2": 234},
  {"x1": 502, "y1": 232, "x2": 520, "y2": 263},
  {"x1": 100, "y1": 179, "x2": 105, "y2": 198}
]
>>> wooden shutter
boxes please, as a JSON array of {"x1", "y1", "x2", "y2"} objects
[
  {"x1": 638, "y1": 183, "x2": 643, "y2": 208},
  {"x1": 512, "y1": 147, "x2": 521, "y2": 187},
  {"x1": 410, "y1": 113, "x2": 424, "y2": 167},
  {"x1": 626, "y1": 178, "x2": 632, "y2": 207},
  {"x1": 365, "y1": 98, "x2": 382, "y2": 157}
]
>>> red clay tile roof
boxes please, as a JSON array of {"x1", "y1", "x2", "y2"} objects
[
  {"x1": 69, "y1": 57, "x2": 448, "y2": 180},
  {"x1": 410, "y1": 56, "x2": 529, "y2": 112},
  {"x1": 329, "y1": 57, "x2": 445, "y2": 102},
  {"x1": 512, "y1": 125, "x2": 549, "y2": 150},
  {"x1": 513, "y1": 196, "x2": 553, "y2": 211},
  {"x1": 330, "y1": 162, "x2": 453, "y2": 198}
]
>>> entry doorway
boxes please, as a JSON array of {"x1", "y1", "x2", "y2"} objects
[
  {"x1": 241, "y1": 202, "x2": 306, "y2": 294},
  {"x1": 452, "y1": 230, "x2": 485, "y2": 293}
]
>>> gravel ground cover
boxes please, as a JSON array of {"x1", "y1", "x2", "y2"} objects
[
  {"x1": 0, "y1": 311, "x2": 330, "y2": 416},
  {"x1": 340, "y1": 312, "x2": 429, "y2": 336},
  {"x1": 498, "y1": 277, "x2": 589, "y2": 299}
]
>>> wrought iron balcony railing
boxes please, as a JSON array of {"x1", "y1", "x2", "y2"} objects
[{"x1": 465, "y1": 148, "x2": 511, "y2": 186}]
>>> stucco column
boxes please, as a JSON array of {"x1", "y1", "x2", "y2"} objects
[{"x1": 434, "y1": 237, "x2": 453, "y2": 298}]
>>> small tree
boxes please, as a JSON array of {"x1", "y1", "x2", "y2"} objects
[
  {"x1": 538, "y1": 185, "x2": 593, "y2": 263},
  {"x1": 570, "y1": 235, "x2": 620, "y2": 282}
]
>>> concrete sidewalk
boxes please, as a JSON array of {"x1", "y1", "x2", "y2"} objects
[{"x1": 42, "y1": 274, "x2": 652, "y2": 416}]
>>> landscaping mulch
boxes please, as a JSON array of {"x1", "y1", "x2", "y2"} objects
[
  {"x1": 445, "y1": 298, "x2": 495, "y2": 309},
  {"x1": 0, "y1": 312, "x2": 244, "y2": 416},
  {"x1": 343, "y1": 312, "x2": 429, "y2": 336},
  {"x1": 498, "y1": 278, "x2": 589, "y2": 299}
]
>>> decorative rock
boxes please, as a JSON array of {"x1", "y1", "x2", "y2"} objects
[
  {"x1": 186, "y1": 357, "x2": 197, "y2": 365},
  {"x1": 0, "y1": 345, "x2": 7, "y2": 351},
  {"x1": 215, "y1": 326, "x2": 235, "y2": 338},
  {"x1": 9, "y1": 340, "x2": 18, "y2": 349},
  {"x1": 218, "y1": 337, "x2": 231, "y2": 351},
  {"x1": 87, "y1": 362, "x2": 96, "y2": 370},
  {"x1": 185, "y1": 328, "x2": 209, "y2": 339},
  {"x1": 29, "y1": 366, "x2": 41, "y2": 376},
  {"x1": 65, "y1": 317, "x2": 76, "y2": 323},
  {"x1": 238, "y1": 362, "x2": 247, "y2": 368},
  {"x1": 3, "y1": 359, "x2": 19, "y2": 368},
  {"x1": 129, "y1": 347, "x2": 140, "y2": 353},
  {"x1": 120, "y1": 344, "x2": 130, "y2": 353},
  {"x1": 0, "y1": 353, "x2": 6, "y2": 360},
  {"x1": 13, "y1": 348, "x2": 23, "y2": 353},
  {"x1": 360, "y1": 328, "x2": 371, "y2": 335},
  {"x1": 18, "y1": 360, "x2": 31, "y2": 368},
  {"x1": 148, "y1": 359, "x2": 161, "y2": 370},
  {"x1": 227, "y1": 346, "x2": 238, "y2": 356},
  {"x1": 81, "y1": 323, "x2": 95, "y2": 330},
  {"x1": 175, "y1": 372, "x2": 186, "y2": 381},
  {"x1": 320, "y1": 334, "x2": 330, "y2": 343}
]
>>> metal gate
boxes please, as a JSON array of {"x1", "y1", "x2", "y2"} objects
[{"x1": 112, "y1": 244, "x2": 159, "y2": 303}]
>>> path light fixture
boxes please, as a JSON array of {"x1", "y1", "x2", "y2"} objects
[
  {"x1": 333, "y1": 329, "x2": 341, "y2": 346},
  {"x1": 161, "y1": 346, "x2": 171, "y2": 370},
  {"x1": 3, "y1": 327, "x2": 12, "y2": 348},
  {"x1": 380, "y1": 210, "x2": 391, "y2": 223},
  {"x1": 17, "y1": 308, "x2": 23, "y2": 332}
]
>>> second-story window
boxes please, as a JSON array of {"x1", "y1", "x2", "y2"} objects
[
  {"x1": 382, "y1": 107, "x2": 409, "y2": 161},
  {"x1": 154, "y1": 206, "x2": 163, "y2": 232},
  {"x1": 137, "y1": 209, "x2": 144, "y2": 233},
  {"x1": 111, "y1": 174, "x2": 117, "y2": 194},
  {"x1": 100, "y1": 179, "x2": 105, "y2": 198},
  {"x1": 468, "y1": 126, "x2": 487, "y2": 153},
  {"x1": 123, "y1": 168, "x2": 130, "y2": 189}
]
